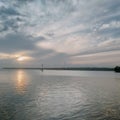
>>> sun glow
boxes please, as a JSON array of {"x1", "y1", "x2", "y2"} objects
[
  {"x1": 16, "y1": 56, "x2": 32, "y2": 62},
  {"x1": 17, "y1": 56, "x2": 25, "y2": 61}
]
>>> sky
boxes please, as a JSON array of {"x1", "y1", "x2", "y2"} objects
[{"x1": 0, "y1": 0, "x2": 120, "y2": 68}]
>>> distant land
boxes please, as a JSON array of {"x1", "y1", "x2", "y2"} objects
[{"x1": 2, "y1": 67, "x2": 114, "y2": 71}]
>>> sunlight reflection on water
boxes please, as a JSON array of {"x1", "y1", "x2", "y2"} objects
[{"x1": 14, "y1": 70, "x2": 29, "y2": 94}]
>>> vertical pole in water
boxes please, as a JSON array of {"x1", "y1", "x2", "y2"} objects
[{"x1": 41, "y1": 64, "x2": 43, "y2": 72}]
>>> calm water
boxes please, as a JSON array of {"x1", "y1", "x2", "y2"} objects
[{"x1": 0, "y1": 70, "x2": 120, "y2": 120}]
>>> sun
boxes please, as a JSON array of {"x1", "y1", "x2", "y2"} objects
[
  {"x1": 16, "y1": 55, "x2": 32, "y2": 62},
  {"x1": 17, "y1": 57, "x2": 25, "y2": 61}
]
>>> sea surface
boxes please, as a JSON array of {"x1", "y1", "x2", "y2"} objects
[{"x1": 0, "y1": 69, "x2": 120, "y2": 120}]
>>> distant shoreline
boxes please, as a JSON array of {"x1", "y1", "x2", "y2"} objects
[{"x1": 2, "y1": 67, "x2": 114, "y2": 71}]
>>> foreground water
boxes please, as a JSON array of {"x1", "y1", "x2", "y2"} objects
[{"x1": 0, "y1": 70, "x2": 120, "y2": 120}]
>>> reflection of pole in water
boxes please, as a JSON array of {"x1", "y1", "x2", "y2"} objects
[{"x1": 41, "y1": 64, "x2": 43, "y2": 72}]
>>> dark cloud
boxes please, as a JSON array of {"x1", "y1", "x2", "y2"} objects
[
  {"x1": 0, "y1": 4, "x2": 25, "y2": 33},
  {"x1": 0, "y1": 6, "x2": 20, "y2": 16},
  {"x1": 0, "y1": 25, "x2": 8, "y2": 32},
  {"x1": 34, "y1": 36, "x2": 46, "y2": 41},
  {"x1": 0, "y1": 33, "x2": 36, "y2": 53},
  {"x1": 16, "y1": 0, "x2": 35, "y2": 2},
  {"x1": 102, "y1": 15, "x2": 120, "y2": 25},
  {"x1": 99, "y1": 28, "x2": 120, "y2": 38},
  {"x1": 106, "y1": 0, "x2": 120, "y2": 13}
]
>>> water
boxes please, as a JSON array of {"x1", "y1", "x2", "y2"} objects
[{"x1": 0, "y1": 69, "x2": 120, "y2": 120}]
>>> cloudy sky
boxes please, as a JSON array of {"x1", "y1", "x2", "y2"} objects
[{"x1": 0, "y1": 0, "x2": 120, "y2": 67}]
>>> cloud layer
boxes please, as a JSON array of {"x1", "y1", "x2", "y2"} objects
[{"x1": 0, "y1": 0, "x2": 120, "y2": 67}]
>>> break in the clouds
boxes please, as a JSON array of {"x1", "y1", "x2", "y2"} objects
[{"x1": 0, "y1": 0, "x2": 120, "y2": 67}]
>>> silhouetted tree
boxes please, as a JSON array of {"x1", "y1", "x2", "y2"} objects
[{"x1": 114, "y1": 66, "x2": 120, "y2": 72}]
